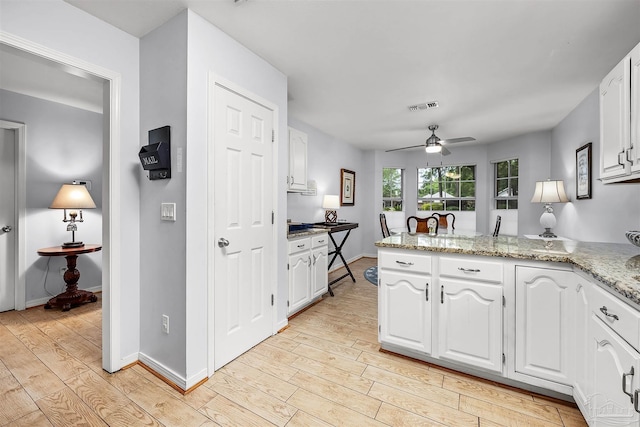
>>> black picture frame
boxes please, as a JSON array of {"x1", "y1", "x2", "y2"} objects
[
  {"x1": 340, "y1": 169, "x2": 355, "y2": 206},
  {"x1": 576, "y1": 142, "x2": 592, "y2": 199}
]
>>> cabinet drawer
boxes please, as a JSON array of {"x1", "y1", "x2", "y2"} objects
[
  {"x1": 379, "y1": 250, "x2": 431, "y2": 274},
  {"x1": 439, "y1": 257, "x2": 503, "y2": 284},
  {"x1": 311, "y1": 234, "x2": 328, "y2": 248},
  {"x1": 592, "y1": 284, "x2": 640, "y2": 351},
  {"x1": 288, "y1": 237, "x2": 311, "y2": 254}
]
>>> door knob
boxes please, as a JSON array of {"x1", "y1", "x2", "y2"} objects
[
  {"x1": 1, "y1": 225, "x2": 12, "y2": 233},
  {"x1": 218, "y1": 238, "x2": 230, "y2": 248}
]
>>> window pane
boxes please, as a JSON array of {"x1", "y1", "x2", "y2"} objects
[
  {"x1": 461, "y1": 165, "x2": 475, "y2": 180},
  {"x1": 496, "y1": 161, "x2": 509, "y2": 178},
  {"x1": 445, "y1": 200, "x2": 460, "y2": 211},
  {"x1": 496, "y1": 199, "x2": 507, "y2": 209},
  {"x1": 510, "y1": 159, "x2": 519, "y2": 177},
  {"x1": 508, "y1": 199, "x2": 518, "y2": 209},
  {"x1": 511, "y1": 177, "x2": 519, "y2": 196},
  {"x1": 444, "y1": 181, "x2": 459, "y2": 197},
  {"x1": 496, "y1": 178, "x2": 509, "y2": 196},
  {"x1": 461, "y1": 182, "x2": 475, "y2": 197},
  {"x1": 461, "y1": 200, "x2": 475, "y2": 211},
  {"x1": 383, "y1": 168, "x2": 402, "y2": 198}
]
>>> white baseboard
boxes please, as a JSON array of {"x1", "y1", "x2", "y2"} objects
[
  {"x1": 138, "y1": 351, "x2": 207, "y2": 391},
  {"x1": 26, "y1": 285, "x2": 102, "y2": 309}
]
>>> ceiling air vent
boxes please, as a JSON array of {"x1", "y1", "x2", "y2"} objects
[{"x1": 408, "y1": 101, "x2": 439, "y2": 111}]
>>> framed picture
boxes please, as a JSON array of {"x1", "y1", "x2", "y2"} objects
[
  {"x1": 576, "y1": 142, "x2": 592, "y2": 199},
  {"x1": 340, "y1": 168, "x2": 355, "y2": 206}
]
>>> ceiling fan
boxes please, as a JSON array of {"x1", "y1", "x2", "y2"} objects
[{"x1": 386, "y1": 125, "x2": 476, "y2": 155}]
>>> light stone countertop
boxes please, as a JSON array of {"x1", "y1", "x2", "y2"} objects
[
  {"x1": 287, "y1": 228, "x2": 329, "y2": 239},
  {"x1": 376, "y1": 233, "x2": 640, "y2": 306}
]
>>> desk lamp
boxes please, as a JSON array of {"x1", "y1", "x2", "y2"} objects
[
  {"x1": 49, "y1": 183, "x2": 96, "y2": 248},
  {"x1": 322, "y1": 195, "x2": 340, "y2": 224},
  {"x1": 531, "y1": 179, "x2": 569, "y2": 238}
]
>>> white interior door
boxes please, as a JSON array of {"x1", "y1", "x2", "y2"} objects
[
  {"x1": 213, "y1": 83, "x2": 274, "y2": 369},
  {"x1": 0, "y1": 128, "x2": 16, "y2": 312}
]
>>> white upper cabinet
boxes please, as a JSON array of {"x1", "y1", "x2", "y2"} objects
[
  {"x1": 288, "y1": 127, "x2": 308, "y2": 192},
  {"x1": 600, "y1": 41, "x2": 640, "y2": 182}
]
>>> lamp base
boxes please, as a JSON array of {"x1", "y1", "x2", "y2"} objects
[
  {"x1": 325, "y1": 210, "x2": 337, "y2": 223},
  {"x1": 62, "y1": 241, "x2": 85, "y2": 249},
  {"x1": 538, "y1": 229, "x2": 557, "y2": 238}
]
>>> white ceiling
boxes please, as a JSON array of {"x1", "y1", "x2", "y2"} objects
[{"x1": 4, "y1": 0, "x2": 640, "y2": 152}]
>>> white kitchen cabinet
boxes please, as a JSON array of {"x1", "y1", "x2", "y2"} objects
[
  {"x1": 589, "y1": 315, "x2": 640, "y2": 426},
  {"x1": 288, "y1": 233, "x2": 328, "y2": 315},
  {"x1": 310, "y1": 235, "x2": 329, "y2": 299},
  {"x1": 379, "y1": 270, "x2": 431, "y2": 353},
  {"x1": 378, "y1": 249, "x2": 432, "y2": 353},
  {"x1": 574, "y1": 280, "x2": 591, "y2": 411},
  {"x1": 600, "y1": 41, "x2": 640, "y2": 183},
  {"x1": 438, "y1": 278, "x2": 503, "y2": 373},
  {"x1": 288, "y1": 127, "x2": 308, "y2": 192},
  {"x1": 515, "y1": 266, "x2": 579, "y2": 386}
]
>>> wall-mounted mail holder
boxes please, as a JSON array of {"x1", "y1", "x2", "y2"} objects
[{"x1": 139, "y1": 125, "x2": 171, "y2": 180}]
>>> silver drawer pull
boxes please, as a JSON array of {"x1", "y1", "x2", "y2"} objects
[
  {"x1": 600, "y1": 306, "x2": 620, "y2": 321},
  {"x1": 395, "y1": 260, "x2": 414, "y2": 266},
  {"x1": 458, "y1": 267, "x2": 480, "y2": 273},
  {"x1": 634, "y1": 389, "x2": 640, "y2": 413},
  {"x1": 297, "y1": 244, "x2": 305, "y2": 248},
  {"x1": 623, "y1": 366, "x2": 635, "y2": 403},
  {"x1": 318, "y1": 239, "x2": 325, "y2": 243}
]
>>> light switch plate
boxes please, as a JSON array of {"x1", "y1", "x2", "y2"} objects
[{"x1": 161, "y1": 203, "x2": 176, "y2": 221}]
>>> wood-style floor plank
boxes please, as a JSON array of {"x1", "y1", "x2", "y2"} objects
[{"x1": 0, "y1": 258, "x2": 588, "y2": 426}]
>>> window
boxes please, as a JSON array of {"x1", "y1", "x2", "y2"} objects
[
  {"x1": 417, "y1": 165, "x2": 476, "y2": 211},
  {"x1": 495, "y1": 159, "x2": 518, "y2": 209},
  {"x1": 382, "y1": 168, "x2": 403, "y2": 211}
]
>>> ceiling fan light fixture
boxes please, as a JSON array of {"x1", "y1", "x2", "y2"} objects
[{"x1": 425, "y1": 143, "x2": 441, "y2": 153}]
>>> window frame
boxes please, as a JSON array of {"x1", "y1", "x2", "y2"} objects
[
  {"x1": 417, "y1": 164, "x2": 477, "y2": 212},
  {"x1": 494, "y1": 158, "x2": 519, "y2": 210},
  {"x1": 382, "y1": 167, "x2": 404, "y2": 212}
]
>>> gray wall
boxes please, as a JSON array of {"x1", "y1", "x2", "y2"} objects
[
  {"x1": 2, "y1": 0, "x2": 141, "y2": 369},
  {"x1": 287, "y1": 117, "x2": 368, "y2": 266},
  {"x1": 552, "y1": 89, "x2": 640, "y2": 243},
  {"x1": 0, "y1": 89, "x2": 103, "y2": 304}
]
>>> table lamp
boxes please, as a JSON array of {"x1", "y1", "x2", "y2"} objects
[
  {"x1": 530, "y1": 179, "x2": 569, "y2": 238},
  {"x1": 49, "y1": 183, "x2": 96, "y2": 248},
  {"x1": 322, "y1": 195, "x2": 340, "y2": 224}
]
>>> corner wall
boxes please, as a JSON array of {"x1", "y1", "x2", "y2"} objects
[{"x1": 552, "y1": 89, "x2": 640, "y2": 243}]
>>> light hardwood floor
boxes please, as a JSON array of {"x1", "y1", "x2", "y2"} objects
[{"x1": 0, "y1": 257, "x2": 587, "y2": 426}]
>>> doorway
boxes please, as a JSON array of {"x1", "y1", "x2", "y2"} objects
[{"x1": 0, "y1": 33, "x2": 122, "y2": 372}]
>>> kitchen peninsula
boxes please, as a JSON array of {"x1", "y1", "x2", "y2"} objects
[{"x1": 376, "y1": 233, "x2": 640, "y2": 425}]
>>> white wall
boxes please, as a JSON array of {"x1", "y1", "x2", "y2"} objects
[
  {"x1": 552, "y1": 89, "x2": 640, "y2": 243},
  {"x1": 0, "y1": 90, "x2": 103, "y2": 305},
  {"x1": 1, "y1": 0, "x2": 141, "y2": 369},
  {"x1": 287, "y1": 117, "x2": 368, "y2": 266}
]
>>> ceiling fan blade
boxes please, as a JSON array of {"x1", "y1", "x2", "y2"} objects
[
  {"x1": 385, "y1": 144, "x2": 425, "y2": 152},
  {"x1": 443, "y1": 137, "x2": 476, "y2": 144},
  {"x1": 441, "y1": 146, "x2": 451, "y2": 156}
]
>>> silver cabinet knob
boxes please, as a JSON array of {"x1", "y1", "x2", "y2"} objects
[
  {"x1": 218, "y1": 238, "x2": 230, "y2": 248},
  {"x1": 1, "y1": 225, "x2": 12, "y2": 233}
]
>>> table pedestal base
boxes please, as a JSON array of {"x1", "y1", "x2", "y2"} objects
[{"x1": 45, "y1": 289, "x2": 97, "y2": 312}]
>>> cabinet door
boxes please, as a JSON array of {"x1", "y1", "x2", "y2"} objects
[
  {"x1": 574, "y1": 280, "x2": 591, "y2": 409},
  {"x1": 288, "y1": 253, "x2": 310, "y2": 314},
  {"x1": 288, "y1": 127, "x2": 308, "y2": 191},
  {"x1": 515, "y1": 267, "x2": 577, "y2": 385},
  {"x1": 311, "y1": 246, "x2": 328, "y2": 299},
  {"x1": 379, "y1": 270, "x2": 431, "y2": 353},
  {"x1": 438, "y1": 279, "x2": 503, "y2": 372},
  {"x1": 631, "y1": 43, "x2": 640, "y2": 174},
  {"x1": 589, "y1": 315, "x2": 640, "y2": 426},
  {"x1": 600, "y1": 54, "x2": 631, "y2": 180}
]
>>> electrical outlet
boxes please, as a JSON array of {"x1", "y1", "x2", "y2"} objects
[
  {"x1": 59, "y1": 267, "x2": 67, "y2": 277},
  {"x1": 162, "y1": 314, "x2": 169, "y2": 334}
]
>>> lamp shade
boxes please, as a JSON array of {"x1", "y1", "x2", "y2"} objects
[
  {"x1": 322, "y1": 195, "x2": 340, "y2": 209},
  {"x1": 530, "y1": 180, "x2": 569, "y2": 204},
  {"x1": 49, "y1": 184, "x2": 96, "y2": 209}
]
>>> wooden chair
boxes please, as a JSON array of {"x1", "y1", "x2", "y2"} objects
[
  {"x1": 433, "y1": 213, "x2": 456, "y2": 230},
  {"x1": 380, "y1": 213, "x2": 391, "y2": 238},
  {"x1": 406, "y1": 216, "x2": 439, "y2": 234},
  {"x1": 492, "y1": 215, "x2": 502, "y2": 237}
]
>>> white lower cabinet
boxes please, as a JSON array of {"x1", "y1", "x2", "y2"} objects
[
  {"x1": 288, "y1": 234, "x2": 328, "y2": 315},
  {"x1": 574, "y1": 280, "x2": 591, "y2": 411},
  {"x1": 379, "y1": 270, "x2": 431, "y2": 353},
  {"x1": 438, "y1": 278, "x2": 503, "y2": 372},
  {"x1": 589, "y1": 314, "x2": 640, "y2": 426},
  {"x1": 515, "y1": 266, "x2": 579, "y2": 386}
]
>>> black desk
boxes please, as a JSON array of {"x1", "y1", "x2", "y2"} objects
[{"x1": 314, "y1": 222, "x2": 359, "y2": 296}]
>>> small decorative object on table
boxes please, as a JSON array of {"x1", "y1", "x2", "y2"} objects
[{"x1": 626, "y1": 231, "x2": 640, "y2": 248}]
